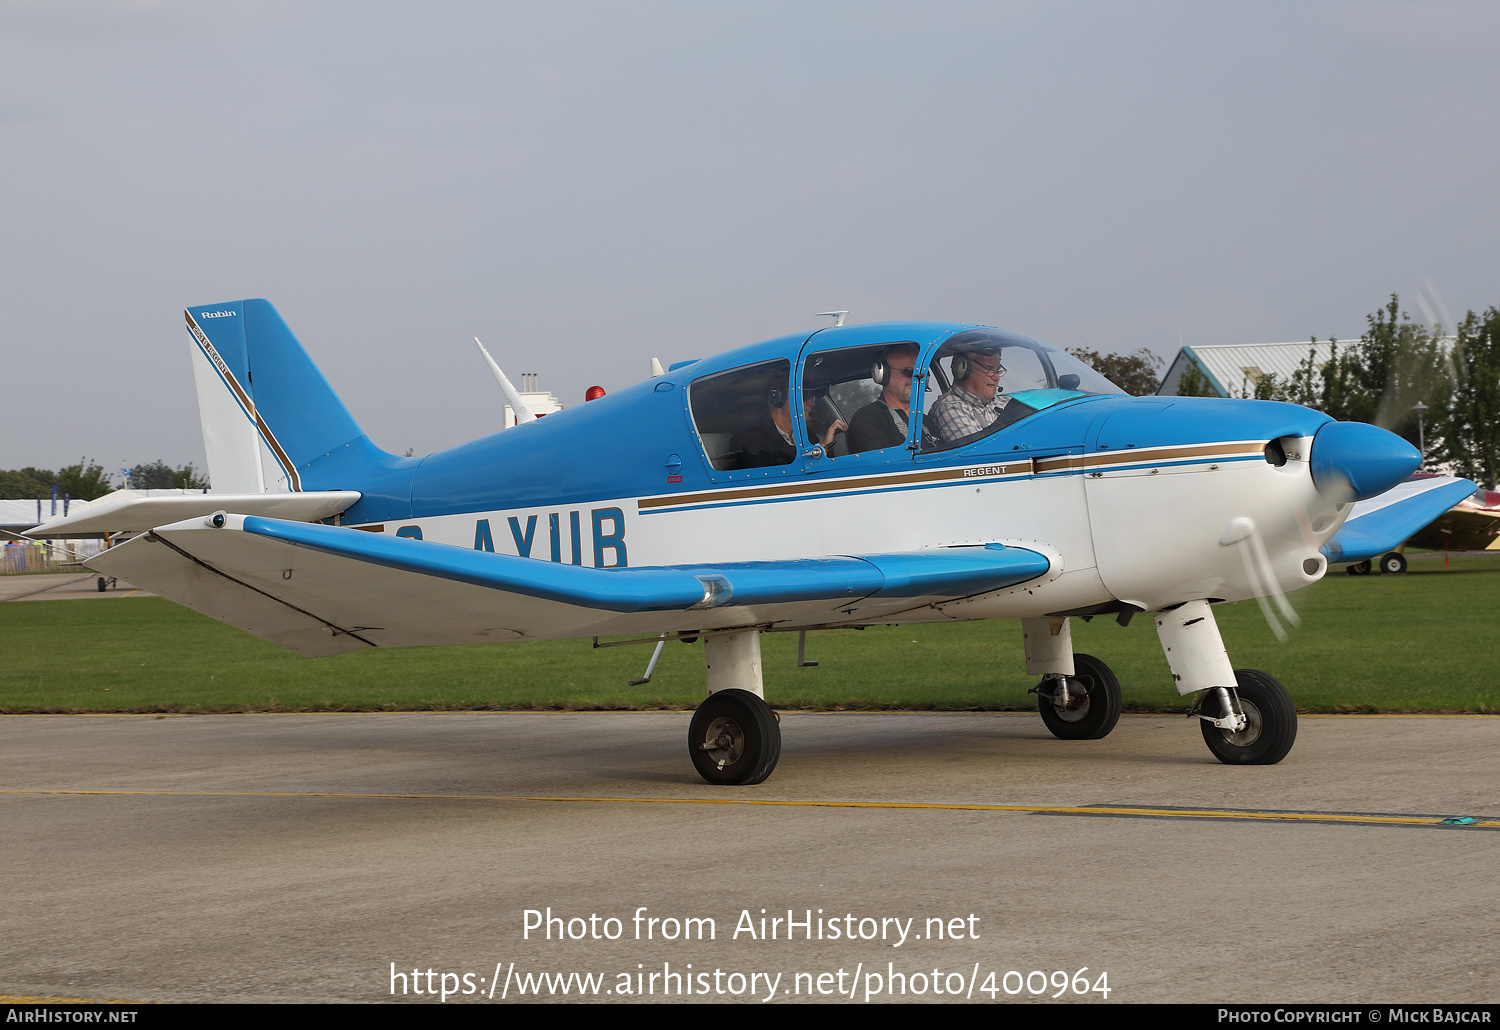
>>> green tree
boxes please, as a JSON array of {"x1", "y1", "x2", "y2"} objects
[
  {"x1": 1173, "y1": 361, "x2": 1218, "y2": 397},
  {"x1": 0, "y1": 466, "x2": 57, "y2": 499},
  {"x1": 1437, "y1": 307, "x2": 1500, "y2": 489},
  {"x1": 56, "y1": 458, "x2": 115, "y2": 500},
  {"x1": 1068, "y1": 347, "x2": 1163, "y2": 396},
  {"x1": 1352, "y1": 295, "x2": 1452, "y2": 446},
  {"x1": 1317, "y1": 338, "x2": 1363, "y2": 422},
  {"x1": 126, "y1": 460, "x2": 209, "y2": 490},
  {"x1": 1232, "y1": 371, "x2": 1281, "y2": 400},
  {"x1": 1278, "y1": 341, "x2": 1326, "y2": 409}
]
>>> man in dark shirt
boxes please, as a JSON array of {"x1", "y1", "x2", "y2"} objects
[
  {"x1": 847, "y1": 343, "x2": 919, "y2": 454},
  {"x1": 729, "y1": 388, "x2": 797, "y2": 468}
]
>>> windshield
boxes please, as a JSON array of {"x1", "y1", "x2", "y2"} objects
[{"x1": 919, "y1": 330, "x2": 1123, "y2": 452}]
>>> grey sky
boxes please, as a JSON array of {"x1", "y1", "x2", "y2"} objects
[{"x1": 3, "y1": 0, "x2": 1497, "y2": 476}]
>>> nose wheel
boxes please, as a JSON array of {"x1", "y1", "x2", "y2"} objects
[
  {"x1": 689, "y1": 688, "x2": 781, "y2": 785},
  {"x1": 1198, "y1": 670, "x2": 1297, "y2": 765},
  {"x1": 1036, "y1": 653, "x2": 1123, "y2": 740}
]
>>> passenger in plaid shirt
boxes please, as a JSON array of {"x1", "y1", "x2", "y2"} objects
[{"x1": 928, "y1": 347, "x2": 1009, "y2": 445}]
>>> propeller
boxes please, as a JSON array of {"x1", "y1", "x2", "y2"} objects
[
  {"x1": 1220, "y1": 420, "x2": 1420, "y2": 641},
  {"x1": 1220, "y1": 516, "x2": 1301, "y2": 642}
]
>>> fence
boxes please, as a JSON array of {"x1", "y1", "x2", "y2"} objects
[{"x1": 2, "y1": 539, "x2": 103, "y2": 575}]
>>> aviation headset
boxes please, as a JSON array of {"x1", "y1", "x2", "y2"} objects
[
  {"x1": 871, "y1": 344, "x2": 920, "y2": 387},
  {"x1": 767, "y1": 383, "x2": 787, "y2": 408},
  {"x1": 951, "y1": 347, "x2": 1003, "y2": 383}
]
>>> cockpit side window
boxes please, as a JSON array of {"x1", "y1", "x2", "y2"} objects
[
  {"x1": 802, "y1": 341, "x2": 920, "y2": 457},
  {"x1": 688, "y1": 359, "x2": 795, "y2": 471},
  {"x1": 918, "y1": 330, "x2": 1123, "y2": 452}
]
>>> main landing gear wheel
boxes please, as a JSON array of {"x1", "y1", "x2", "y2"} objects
[
  {"x1": 1346, "y1": 560, "x2": 1372, "y2": 576},
  {"x1": 1379, "y1": 551, "x2": 1408, "y2": 575},
  {"x1": 1037, "y1": 653, "x2": 1123, "y2": 741},
  {"x1": 689, "y1": 688, "x2": 781, "y2": 785},
  {"x1": 1199, "y1": 670, "x2": 1297, "y2": 766}
]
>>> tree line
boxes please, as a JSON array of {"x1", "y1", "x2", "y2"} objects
[{"x1": 0, "y1": 459, "x2": 208, "y2": 501}]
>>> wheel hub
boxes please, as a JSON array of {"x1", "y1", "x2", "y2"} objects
[
  {"x1": 1049, "y1": 677, "x2": 1092, "y2": 723},
  {"x1": 697, "y1": 716, "x2": 744, "y2": 769},
  {"x1": 1217, "y1": 698, "x2": 1263, "y2": 747}
]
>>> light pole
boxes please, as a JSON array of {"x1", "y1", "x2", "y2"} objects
[{"x1": 1410, "y1": 401, "x2": 1429, "y2": 466}]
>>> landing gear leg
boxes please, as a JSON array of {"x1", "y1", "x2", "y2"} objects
[
  {"x1": 1155, "y1": 601, "x2": 1297, "y2": 765},
  {"x1": 1023, "y1": 617, "x2": 1123, "y2": 741},
  {"x1": 689, "y1": 630, "x2": 780, "y2": 785}
]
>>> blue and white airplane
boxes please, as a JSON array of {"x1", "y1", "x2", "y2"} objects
[{"x1": 45, "y1": 300, "x2": 1477, "y2": 784}]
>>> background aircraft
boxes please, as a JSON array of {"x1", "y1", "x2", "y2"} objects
[
  {"x1": 30, "y1": 300, "x2": 1475, "y2": 784},
  {"x1": 1339, "y1": 478, "x2": 1500, "y2": 575}
]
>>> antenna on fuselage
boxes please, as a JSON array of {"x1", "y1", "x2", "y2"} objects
[
  {"x1": 473, "y1": 337, "x2": 536, "y2": 424},
  {"x1": 815, "y1": 310, "x2": 849, "y2": 327},
  {"x1": 649, "y1": 357, "x2": 666, "y2": 378}
]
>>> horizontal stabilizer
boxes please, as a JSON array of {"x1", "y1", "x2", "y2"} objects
[
  {"x1": 1323, "y1": 476, "x2": 1478, "y2": 563},
  {"x1": 25, "y1": 491, "x2": 361, "y2": 538},
  {"x1": 86, "y1": 515, "x2": 1049, "y2": 656}
]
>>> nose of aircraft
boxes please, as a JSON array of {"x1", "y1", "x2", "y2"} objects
[{"x1": 1310, "y1": 421, "x2": 1420, "y2": 501}]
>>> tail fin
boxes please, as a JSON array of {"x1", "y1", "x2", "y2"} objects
[{"x1": 185, "y1": 300, "x2": 371, "y2": 492}]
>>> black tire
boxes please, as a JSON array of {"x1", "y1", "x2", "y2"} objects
[
  {"x1": 1379, "y1": 551, "x2": 1407, "y2": 575},
  {"x1": 1199, "y1": 670, "x2": 1297, "y2": 765},
  {"x1": 97, "y1": 577, "x2": 107, "y2": 592},
  {"x1": 688, "y1": 688, "x2": 781, "y2": 785},
  {"x1": 1036, "y1": 653, "x2": 1122, "y2": 740},
  {"x1": 1346, "y1": 560, "x2": 1372, "y2": 576}
]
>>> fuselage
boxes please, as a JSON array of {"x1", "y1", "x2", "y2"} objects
[{"x1": 310, "y1": 321, "x2": 1345, "y2": 629}]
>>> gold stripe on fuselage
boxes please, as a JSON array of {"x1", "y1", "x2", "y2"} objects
[{"x1": 640, "y1": 440, "x2": 1267, "y2": 512}]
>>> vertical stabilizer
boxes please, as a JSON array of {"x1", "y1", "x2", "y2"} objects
[{"x1": 185, "y1": 300, "x2": 369, "y2": 492}]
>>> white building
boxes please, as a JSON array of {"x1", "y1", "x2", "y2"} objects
[
  {"x1": 1157, "y1": 337, "x2": 1457, "y2": 398},
  {"x1": 1157, "y1": 340, "x2": 1340, "y2": 397},
  {"x1": 502, "y1": 374, "x2": 566, "y2": 427}
]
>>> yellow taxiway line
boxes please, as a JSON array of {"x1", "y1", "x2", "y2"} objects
[
  {"x1": 0, "y1": 710, "x2": 1495, "y2": 718},
  {"x1": 2, "y1": 788, "x2": 1494, "y2": 830}
]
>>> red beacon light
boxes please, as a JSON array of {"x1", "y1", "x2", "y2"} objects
[{"x1": 585, "y1": 386, "x2": 606, "y2": 402}]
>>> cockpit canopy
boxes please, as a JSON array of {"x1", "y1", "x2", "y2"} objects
[
  {"x1": 918, "y1": 329, "x2": 1123, "y2": 452},
  {"x1": 687, "y1": 325, "x2": 1127, "y2": 472}
]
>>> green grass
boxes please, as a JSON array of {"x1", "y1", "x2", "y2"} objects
[{"x1": 1, "y1": 556, "x2": 1497, "y2": 714}]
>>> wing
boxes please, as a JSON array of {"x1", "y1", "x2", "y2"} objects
[
  {"x1": 87, "y1": 514, "x2": 1051, "y2": 657},
  {"x1": 1322, "y1": 476, "x2": 1479, "y2": 564}
]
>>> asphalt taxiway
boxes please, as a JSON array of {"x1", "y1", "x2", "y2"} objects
[
  {"x1": 0, "y1": 572, "x2": 151, "y2": 602},
  {"x1": 2, "y1": 710, "x2": 1495, "y2": 1004}
]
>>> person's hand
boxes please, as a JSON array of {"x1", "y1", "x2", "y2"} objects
[{"x1": 820, "y1": 419, "x2": 849, "y2": 447}]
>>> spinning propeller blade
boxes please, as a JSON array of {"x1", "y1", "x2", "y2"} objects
[{"x1": 1220, "y1": 516, "x2": 1301, "y2": 643}]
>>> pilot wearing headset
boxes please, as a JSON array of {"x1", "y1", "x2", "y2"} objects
[
  {"x1": 847, "y1": 343, "x2": 920, "y2": 454},
  {"x1": 729, "y1": 380, "x2": 799, "y2": 468},
  {"x1": 928, "y1": 344, "x2": 1009, "y2": 444}
]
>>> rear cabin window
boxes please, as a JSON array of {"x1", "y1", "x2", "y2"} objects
[{"x1": 688, "y1": 359, "x2": 795, "y2": 471}]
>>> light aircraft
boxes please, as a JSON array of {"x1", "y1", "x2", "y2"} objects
[
  {"x1": 1339, "y1": 478, "x2": 1499, "y2": 575},
  {"x1": 31, "y1": 300, "x2": 1478, "y2": 784}
]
